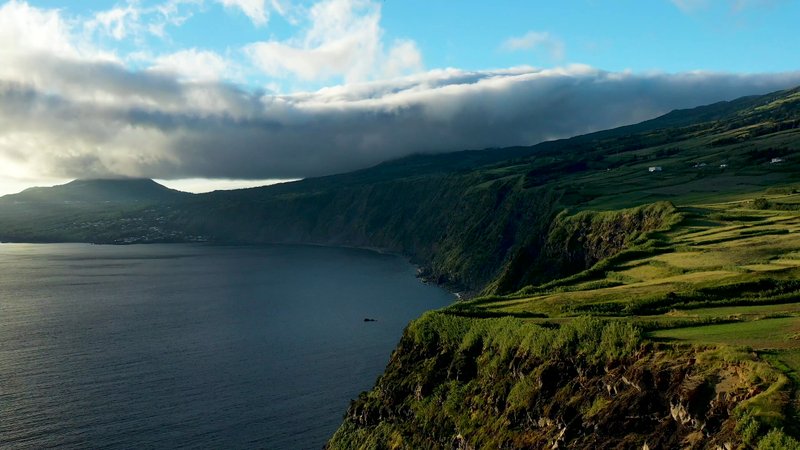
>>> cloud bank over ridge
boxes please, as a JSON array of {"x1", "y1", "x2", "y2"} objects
[
  {"x1": 4, "y1": 63, "x2": 799, "y2": 182},
  {"x1": 1, "y1": 0, "x2": 800, "y2": 184}
]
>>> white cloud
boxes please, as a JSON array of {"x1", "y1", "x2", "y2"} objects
[
  {"x1": 2, "y1": 55, "x2": 799, "y2": 183},
  {"x1": 0, "y1": 0, "x2": 119, "y2": 88},
  {"x1": 148, "y1": 49, "x2": 231, "y2": 82},
  {"x1": 502, "y1": 31, "x2": 565, "y2": 61},
  {"x1": 149, "y1": 0, "x2": 204, "y2": 37},
  {"x1": 85, "y1": 0, "x2": 202, "y2": 41},
  {"x1": 383, "y1": 39, "x2": 423, "y2": 78},
  {"x1": 245, "y1": 0, "x2": 422, "y2": 84},
  {"x1": 1, "y1": 1, "x2": 799, "y2": 188},
  {"x1": 217, "y1": 0, "x2": 268, "y2": 25},
  {"x1": 0, "y1": 0, "x2": 79, "y2": 57},
  {"x1": 215, "y1": 0, "x2": 289, "y2": 26},
  {"x1": 87, "y1": 4, "x2": 140, "y2": 40}
]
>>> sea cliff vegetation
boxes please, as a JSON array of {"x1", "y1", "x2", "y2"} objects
[
  {"x1": 3, "y1": 87, "x2": 800, "y2": 448},
  {"x1": 329, "y1": 314, "x2": 795, "y2": 449},
  {"x1": 330, "y1": 195, "x2": 800, "y2": 449}
]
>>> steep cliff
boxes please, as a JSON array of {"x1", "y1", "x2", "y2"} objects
[
  {"x1": 168, "y1": 174, "x2": 566, "y2": 292},
  {"x1": 328, "y1": 313, "x2": 797, "y2": 450}
]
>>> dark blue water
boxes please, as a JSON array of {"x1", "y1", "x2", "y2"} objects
[{"x1": 0, "y1": 243, "x2": 453, "y2": 449}]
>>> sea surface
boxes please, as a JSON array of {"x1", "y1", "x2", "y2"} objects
[{"x1": 0, "y1": 243, "x2": 454, "y2": 449}]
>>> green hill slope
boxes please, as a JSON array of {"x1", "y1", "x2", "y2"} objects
[
  {"x1": 329, "y1": 187, "x2": 800, "y2": 449},
  {"x1": 1, "y1": 87, "x2": 799, "y2": 290}
]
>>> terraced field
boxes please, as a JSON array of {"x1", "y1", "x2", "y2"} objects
[
  {"x1": 440, "y1": 191, "x2": 800, "y2": 443},
  {"x1": 467, "y1": 195, "x2": 800, "y2": 323}
]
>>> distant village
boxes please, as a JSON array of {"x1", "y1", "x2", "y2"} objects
[{"x1": 72, "y1": 214, "x2": 209, "y2": 245}]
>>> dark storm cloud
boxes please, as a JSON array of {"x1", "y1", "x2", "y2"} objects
[{"x1": 1, "y1": 58, "x2": 799, "y2": 180}]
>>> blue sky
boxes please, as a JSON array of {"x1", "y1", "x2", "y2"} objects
[
  {"x1": 24, "y1": 0, "x2": 800, "y2": 84},
  {"x1": 0, "y1": 0, "x2": 799, "y2": 194},
  {"x1": 383, "y1": 0, "x2": 799, "y2": 74},
  {"x1": 18, "y1": 0, "x2": 800, "y2": 90}
]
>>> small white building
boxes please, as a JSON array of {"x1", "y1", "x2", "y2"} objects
[{"x1": 648, "y1": 166, "x2": 662, "y2": 172}]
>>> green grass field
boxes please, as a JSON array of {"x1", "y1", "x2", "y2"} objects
[
  {"x1": 447, "y1": 190, "x2": 800, "y2": 433},
  {"x1": 650, "y1": 317, "x2": 800, "y2": 349},
  {"x1": 463, "y1": 193, "x2": 800, "y2": 324}
]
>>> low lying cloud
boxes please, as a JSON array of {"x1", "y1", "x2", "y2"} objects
[
  {"x1": 1, "y1": 0, "x2": 800, "y2": 185},
  {"x1": 3, "y1": 60, "x2": 799, "y2": 182}
]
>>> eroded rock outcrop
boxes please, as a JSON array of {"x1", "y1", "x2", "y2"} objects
[{"x1": 327, "y1": 314, "x2": 784, "y2": 449}]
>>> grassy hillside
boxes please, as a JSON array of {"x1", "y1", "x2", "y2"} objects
[
  {"x1": 329, "y1": 314, "x2": 793, "y2": 449},
  {"x1": 325, "y1": 87, "x2": 800, "y2": 449},
  {"x1": 330, "y1": 190, "x2": 800, "y2": 449}
]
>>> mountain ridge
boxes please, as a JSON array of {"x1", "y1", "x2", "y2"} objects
[{"x1": 1, "y1": 178, "x2": 190, "y2": 204}]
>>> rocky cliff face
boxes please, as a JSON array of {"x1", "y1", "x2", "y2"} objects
[
  {"x1": 176, "y1": 175, "x2": 564, "y2": 292},
  {"x1": 179, "y1": 186, "x2": 680, "y2": 297},
  {"x1": 327, "y1": 314, "x2": 785, "y2": 449}
]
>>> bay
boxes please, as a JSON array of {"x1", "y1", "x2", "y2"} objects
[{"x1": 0, "y1": 243, "x2": 453, "y2": 449}]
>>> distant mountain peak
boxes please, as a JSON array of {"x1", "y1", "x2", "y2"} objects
[
  {"x1": 66, "y1": 177, "x2": 160, "y2": 185},
  {"x1": 4, "y1": 177, "x2": 190, "y2": 204}
]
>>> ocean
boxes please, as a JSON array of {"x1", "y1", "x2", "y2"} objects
[{"x1": 0, "y1": 243, "x2": 453, "y2": 449}]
